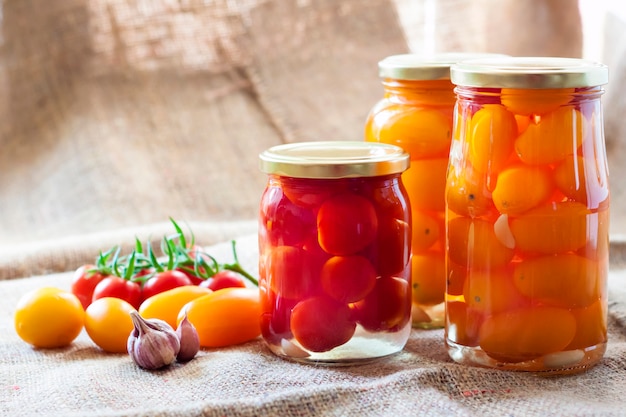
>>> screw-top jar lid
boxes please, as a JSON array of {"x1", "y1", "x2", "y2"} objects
[
  {"x1": 378, "y1": 53, "x2": 508, "y2": 81},
  {"x1": 259, "y1": 141, "x2": 410, "y2": 179},
  {"x1": 450, "y1": 56, "x2": 609, "y2": 88}
]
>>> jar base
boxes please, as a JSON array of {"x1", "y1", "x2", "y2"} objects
[
  {"x1": 266, "y1": 323, "x2": 411, "y2": 366},
  {"x1": 446, "y1": 339, "x2": 606, "y2": 375}
]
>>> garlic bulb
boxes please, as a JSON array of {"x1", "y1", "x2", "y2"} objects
[
  {"x1": 176, "y1": 313, "x2": 200, "y2": 362},
  {"x1": 127, "y1": 311, "x2": 180, "y2": 370}
]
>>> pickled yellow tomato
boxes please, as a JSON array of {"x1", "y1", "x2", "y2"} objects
[
  {"x1": 411, "y1": 252, "x2": 446, "y2": 306},
  {"x1": 479, "y1": 307, "x2": 577, "y2": 363},
  {"x1": 447, "y1": 217, "x2": 515, "y2": 269},
  {"x1": 446, "y1": 165, "x2": 493, "y2": 217},
  {"x1": 411, "y1": 210, "x2": 441, "y2": 253},
  {"x1": 501, "y1": 88, "x2": 575, "y2": 116},
  {"x1": 567, "y1": 300, "x2": 607, "y2": 350},
  {"x1": 509, "y1": 201, "x2": 590, "y2": 254},
  {"x1": 515, "y1": 107, "x2": 585, "y2": 165},
  {"x1": 463, "y1": 269, "x2": 528, "y2": 315},
  {"x1": 554, "y1": 155, "x2": 609, "y2": 208},
  {"x1": 401, "y1": 158, "x2": 448, "y2": 212},
  {"x1": 468, "y1": 104, "x2": 518, "y2": 174},
  {"x1": 513, "y1": 254, "x2": 600, "y2": 308},
  {"x1": 491, "y1": 165, "x2": 553, "y2": 215}
]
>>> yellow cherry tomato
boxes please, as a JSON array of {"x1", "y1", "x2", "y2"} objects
[
  {"x1": 447, "y1": 217, "x2": 515, "y2": 269},
  {"x1": 401, "y1": 157, "x2": 448, "y2": 212},
  {"x1": 139, "y1": 285, "x2": 212, "y2": 329},
  {"x1": 14, "y1": 287, "x2": 84, "y2": 348},
  {"x1": 501, "y1": 88, "x2": 574, "y2": 116},
  {"x1": 411, "y1": 210, "x2": 441, "y2": 253},
  {"x1": 85, "y1": 297, "x2": 136, "y2": 353},
  {"x1": 411, "y1": 252, "x2": 446, "y2": 306},
  {"x1": 492, "y1": 165, "x2": 553, "y2": 215},
  {"x1": 468, "y1": 104, "x2": 518, "y2": 174},
  {"x1": 179, "y1": 287, "x2": 261, "y2": 348}
]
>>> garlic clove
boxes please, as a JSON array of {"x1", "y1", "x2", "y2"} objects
[
  {"x1": 176, "y1": 313, "x2": 200, "y2": 362},
  {"x1": 128, "y1": 311, "x2": 180, "y2": 370}
]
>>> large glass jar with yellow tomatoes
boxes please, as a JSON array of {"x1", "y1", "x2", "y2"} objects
[
  {"x1": 365, "y1": 53, "x2": 505, "y2": 328},
  {"x1": 445, "y1": 57, "x2": 610, "y2": 374},
  {"x1": 258, "y1": 141, "x2": 412, "y2": 364}
]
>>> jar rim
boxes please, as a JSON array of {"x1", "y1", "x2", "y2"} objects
[
  {"x1": 378, "y1": 53, "x2": 509, "y2": 80},
  {"x1": 259, "y1": 141, "x2": 410, "y2": 178},
  {"x1": 450, "y1": 57, "x2": 609, "y2": 88}
]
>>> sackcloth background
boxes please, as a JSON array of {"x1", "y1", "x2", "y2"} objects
[{"x1": 1, "y1": 0, "x2": 626, "y2": 416}]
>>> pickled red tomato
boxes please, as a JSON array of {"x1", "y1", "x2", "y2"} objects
[
  {"x1": 446, "y1": 301, "x2": 484, "y2": 347},
  {"x1": 468, "y1": 104, "x2": 518, "y2": 174},
  {"x1": 491, "y1": 165, "x2": 553, "y2": 215},
  {"x1": 515, "y1": 107, "x2": 585, "y2": 165},
  {"x1": 501, "y1": 88, "x2": 575, "y2": 116},
  {"x1": 320, "y1": 255, "x2": 377, "y2": 303},
  {"x1": 401, "y1": 158, "x2": 448, "y2": 212},
  {"x1": 567, "y1": 300, "x2": 607, "y2": 350},
  {"x1": 267, "y1": 246, "x2": 321, "y2": 300},
  {"x1": 554, "y1": 155, "x2": 609, "y2": 208},
  {"x1": 260, "y1": 185, "x2": 316, "y2": 246},
  {"x1": 463, "y1": 269, "x2": 529, "y2": 315},
  {"x1": 411, "y1": 252, "x2": 445, "y2": 306},
  {"x1": 447, "y1": 217, "x2": 515, "y2": 269},
  {"x1": 317, "y1": 193, "x2": 378, "y2": 256},
  {"x1": 479, "y1": 307, "x2": 577, "y2": 363},
  {"x1": 446, "y1": 165, "x2": 494, "y2": 218},
  {"x1": 281, "y1": 178, "x2": 342, "y2": 210},
  {"x1": 290, "y1": 296, "x2": 356, "y2": 352},
  {"x1": 512, "y1": 254, "x2": 600, "y2": 308},
  {"x1": 411, "y1": 210, "x2": 441, "y2": 253},
  {"x1": 374, "y1": 216, "x2": 411, "y2": 277},
  {"x1": 509, "y1": 201, "x2": 590, "y2": 254},
  {"x1": 371, "y1": 106, "x2": 452, "y2": 159},
  {"x1": 260, "y1": 288, "x2": 297, "y2": 344},
  {"x1": 353, "y1": 276, "x2": 410, "y2": 332}
]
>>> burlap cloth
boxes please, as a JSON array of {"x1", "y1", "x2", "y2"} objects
[
  {"x1": 2, "y1": 0, "x2": 626, "y2": 415},
  {"x1": 1, "y1": 235, "x2": 626, "y2": 417}
]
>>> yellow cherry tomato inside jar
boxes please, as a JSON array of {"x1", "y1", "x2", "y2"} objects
[
  {"x1": 365, "y1": 53, "x2": 505, "y2": 328},
  {"x1": 445, "y1": 57, "x2": 610, "y2": 374},
  {"x1": 258, "y1": 141, "x2": 412, "y2": 364}
]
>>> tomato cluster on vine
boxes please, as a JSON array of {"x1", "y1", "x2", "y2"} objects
[{"x1": 71, "y1": 219, "x2": 257, "y2": 310}]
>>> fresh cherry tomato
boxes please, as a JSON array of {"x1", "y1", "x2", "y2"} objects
[
  {"x1": 199, "y1": 270, "x2": 247, "y2": 291},
  {"x1": 92, "y1": 276, "x2": 142, "y2": 309},
  {"x1": 176, "y1": 268, "x2": 205, "y2": 286},
  {"x1": 71, "y1": 264, "x2": 109, "y2": 309},
  {"x1": 138, "y1": 285, "x2": 212, "y2": 329},
  {"x1": 141, "y1": 270, "x2": 192, "y2": 301},
  {"x1": 84, "y1": 297, "x2": 136, "y2": 353}
]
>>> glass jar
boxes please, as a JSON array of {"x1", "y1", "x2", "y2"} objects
[
  {"x1": 258, "y1": 141, "x2": 412, "y2": 364},
  {"x1": 445, "y1": 57, "x2": 610, "y2": 374},
  {"x1": 365, "y1": 53, "x2": 505, "y2": 329}
]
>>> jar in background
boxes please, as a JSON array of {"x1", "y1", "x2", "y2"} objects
[
  {"x1": 445, "y1": 57, "x2": 610, "y2": 374},
  {"x1": 258, "y1": 141, "x2": 412, "y2": 364},
  {"x1": 365, "y1": 53, "x2": 505, "y2": 329}
]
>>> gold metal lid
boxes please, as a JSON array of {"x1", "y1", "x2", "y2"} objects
[
  {"x1": 378, "y1": 53, "x2": 508, "y2": 80},
  {"x1": 450, "y1": 57, "x2": 609, "y2": 88},
  {"x1": 259, "y1": 141, "x2": 410, "y2": 179}
]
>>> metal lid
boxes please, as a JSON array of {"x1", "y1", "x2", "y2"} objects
[
  {"x1": 450, "y1": 57, "x2": 609, "y2": 88},
  {"x1": 378, "y1": 53, "x2": 508, "y2": 80},
  {"x1": 259, "y1": 141, "x2": 410, "y2": 179}
]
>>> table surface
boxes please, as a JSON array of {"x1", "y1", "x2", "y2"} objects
[{"x1": 2, "y1": 234, "x2": 626, "y2": 417}]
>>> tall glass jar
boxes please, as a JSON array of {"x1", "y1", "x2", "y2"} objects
[
  {"x1": 258, "y1": 141, "x2": 412, "y2": 364},
  {"x1": 445, "y1": 57, "x2": 610, "y2": 374},
  {"x1": 365, "y1": 53, "x2": 505, "y2": 328}
]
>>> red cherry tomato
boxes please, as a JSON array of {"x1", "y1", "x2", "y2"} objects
[
  {"x1": 320, "y1": 255, "x2": 377, "y2": 303},
  {"x1": 141, "y1": 270, "x2": 192, "y2": 301},
  {"x1": 92, "y1": 276, "x2": 142, "y2": 309},
  {"x1": 71, "y1": 264, "x2": 109, "y2": 309},
  {"x1": 176, "y1": 268, "x2": 205, "y2": 286},
  {"x1": 353, "y1": 276, "x2": 411, "y2": 332},
  {"x1": 199, "y1": 270, "x2": 247, "y2": 291},
  {"x1": 290, "y1": 296, "x2": 356, "y2": 353}
]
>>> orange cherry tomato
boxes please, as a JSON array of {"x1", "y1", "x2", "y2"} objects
[
  {"x1": 501, "y1": 88, "x2": 574, "y2": 116},
  {"x1": 411, "y1": 210, "x2": 441, "y2": 253},
  {"x1": 445, "y1": 301, "x2": 484, "y2": 347},
  {"x1": 446, "y1": 165, "x2": 494, "y2": 217},
  {"x1": 468, "y1": 104, "x2": 517, "y2": 174},
  {"x1": 138, "y1": 285, "x2": 212, "y2": 329},
  {"x1": 411, "y1": 252, "x2": 446, "y2": 306},
  {"x1": 447, "y1": 217, "x2": 515, "y2": 269},
  {"x1": 14, "y1": 287, "x2": 84, "y2": 349},
  {"x1": 179, "y1": 287, "x2": 261, "y2": 348},
  {"x1": 463, "y1": 269, "x2": 528, "y2": 315},
  {"x1": 401, "y1": 158, "x2": 448, "y2": 212},
  {"x1": 479, "y1": 307, "x2": 576, "y2": 363},
  {"x1": 84, "y1": 297, "x2": 136, "y2": 353},
  {"x1": 566, "y1": 300, "x2": 607, "y2": 350},
  {"x1": 492, "y1": 165, "x2": 553, "y2": 215}
]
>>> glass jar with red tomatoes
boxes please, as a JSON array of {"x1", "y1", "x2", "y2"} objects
[
  {"x1": 365, "y1": 53, "x2": 506, "y2": 329},
  {"x1": 445, "y1": 57, "x2": 610, "y2": 374},
  {"x1": 258, "y1": 141, "x2": 412, "y2": 364}
]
